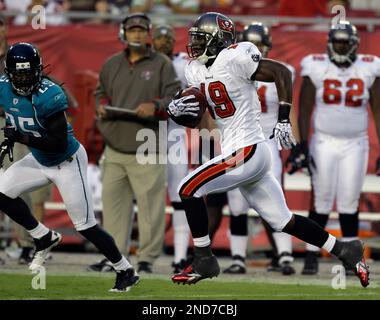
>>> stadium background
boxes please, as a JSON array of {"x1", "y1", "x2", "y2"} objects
[{"x1": 2, "y1": 21, "x2": 380, "y2": 255}]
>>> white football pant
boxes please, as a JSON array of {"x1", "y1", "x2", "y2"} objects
[{"x1": 0, "y1": 144, "x2": 97, "y2": 231}]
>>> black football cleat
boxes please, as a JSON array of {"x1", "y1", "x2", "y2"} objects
[
  {"x1": 137, "y1": 261, "x2": 152, "y2": 274},
  {"x1": 223, "y1": 263, "x2": 246, "y2": 274},
  {"x1": 337, "y1": 240, "x2": 369, "y2": 288},
  {"x1": 18, "y1": 247, "x2": 34, "y2": 265},
  {"x1": 267, "y1": 256, "x2": 281, "y2": 272},
  {"x1": 223, "y1": 255, "x2": 246, "y2": 274},
  {"x1": 172, "y1": 259, "x2": 187, "y2": 274},
  {"x1": 171, "y1": 246, "x2": 220, "y2": 285},
  {"x1": 279, "y1": 252, "x2": 296, "y2": 276},
  {"x1": 109, "y1": 268, "x2": 140, "y2": 292},
  {"x1": 87, "y1": 258, "x2": 114, "y2": 272},
  {"x1": 302, "y1": 251, "x2": 319, "y2": 275}
]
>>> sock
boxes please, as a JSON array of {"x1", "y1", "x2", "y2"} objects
[
  {"x1": 342, "y1": 236, "x2": 358, "y2": 242},
  {"x1": 339, "y1": 212, "x2": 359, "y2": 239},
  {"x1": 0, "y1": 193, "x2": 39, "y2": 230},
  {"x1": 230, "y1": 235, "x2": 248, "y2": 258},
  {"x1": 113, "y1": 256, "x2": 132, "y2": 272},
  {"x1": 230, "y1": 214, "x2": 247, "y2": 236},
  {"x1": 272, "y1": 232, "x2": 292, "y2": 255},
  {"x1": 229, "y1": 214, "x2": 248, "y2": 258},
  {"x1": 322, "y1": 233, "x2": 337, "y2": 252},
  {"x1": 193, "y1": 235, "x2": 211, "y2": 247},
  {"x1": 79, "y1": 224, "x2": 122, "y2": 264},
  {"x1": 305, "y1": 211, "x2": 329, "y2": 252},
  {"x1": 172, "y1": 205, "x2": 190, "y2": 263},
  {"x1": 181, "y1": 197, "x2": 209, "y2": 239},
  {"x1": 207, "y1": 205, "x2": 223, "y2": 240},
  {"x1": 283, "y1": 214, "x2": 330, "y2": 249},
  {"x1": 28, "y1": 223, "x2": 50, "y2": 239}
]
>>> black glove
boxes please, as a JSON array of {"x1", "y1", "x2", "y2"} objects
[
  {"x1": 376, "y1": 156, "x2": 380, "y2": 177},
  {"x1": 0, "y1": 137, "x2": 14, "y2": 168},
  {"x1": 285, "y1": 141, "x2": 314, "y2": 175},
  {"x1": 3, "y1": 126, "x2": 23, "y2": 143}
]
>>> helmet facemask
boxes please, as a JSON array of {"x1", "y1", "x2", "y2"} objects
[
  {"x1": 7, "y1": 66, "x2": 42, "y2": 96},
  {"x1": 328, "y1": 25, "x2": 359, "y2": 65},
  {"x1": 187, "y1": 29, "x2": 219, "y2": 64}
]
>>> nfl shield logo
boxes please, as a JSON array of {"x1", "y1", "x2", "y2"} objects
[{"x1": 13, "y1": 98, "x2": 18, "y2": 105}]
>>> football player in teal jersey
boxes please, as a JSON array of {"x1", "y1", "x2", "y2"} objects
[{"x1": 0, "y1": 42, "x2": 139, "y2": 292}]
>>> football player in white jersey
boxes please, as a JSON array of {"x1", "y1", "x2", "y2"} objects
[
  {"x1": 153, "y1": 25, "x2": 229, "y2": 273},
  {"x1": 167, "y1": 12, "x2": 369, "y2": 287},
  {"x1": 223, "y1": 22, "x2": 298, "y2": 276},
  {"x1": 153, "y1": 25, "x2": 191, "y2": 274},
  {"x1": 292, "y1": 21, "x2": 380, "y2": 275}
]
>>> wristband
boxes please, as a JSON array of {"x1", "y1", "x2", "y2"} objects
[{"x1": 278, "y1": 101, "x2": 292, "y2": 122}]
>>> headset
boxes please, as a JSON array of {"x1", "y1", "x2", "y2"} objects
[{"x1": 118, "y1": 13, "x2": 152, "y2": 45}]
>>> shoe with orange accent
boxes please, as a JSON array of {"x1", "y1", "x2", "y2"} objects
[
  {"x1": 171, "y1": 246, "x2": 220, "y2": 285},
  {"x1": 338, "y1": 240, "x2": 370, "y2": 288}
]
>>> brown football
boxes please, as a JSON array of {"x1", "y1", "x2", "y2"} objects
[{"x1": 169, "y1": 87, "x2": 208, "y2": 128}]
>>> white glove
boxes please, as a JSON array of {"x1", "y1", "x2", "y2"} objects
[
  {"x1": 167, "y1": 95, "x2": 200, "y2": 118},
  {"x1": 270, "y1": 121, "x2": 297, "y2": 150}
]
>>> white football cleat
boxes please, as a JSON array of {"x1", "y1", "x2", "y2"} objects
[{"x1": 29, "y1": 231, "x2": 62, "y2": 271}]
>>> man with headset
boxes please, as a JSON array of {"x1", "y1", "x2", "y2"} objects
[{"x1": 91, "y1": 13, "x2": 181, "y2": 273}]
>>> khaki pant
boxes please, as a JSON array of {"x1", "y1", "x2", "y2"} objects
[{"x1": 101, "y1": 146, "x2": 166, "y2": 264}]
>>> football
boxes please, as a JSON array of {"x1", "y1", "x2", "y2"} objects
[{"x1": 169, "y1": 87, "x2": 208, "y2": 128}]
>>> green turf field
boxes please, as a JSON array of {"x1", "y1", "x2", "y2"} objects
[{"x1": 0, "y1": 273, "x2": 379, "y2": 300}]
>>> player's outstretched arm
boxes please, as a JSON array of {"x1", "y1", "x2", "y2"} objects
[
  {"x1": 253, "y1": 59, "x2": 296, "y2": 150},
  {"x1": 298, "y1": 76, "x2": 315, "y2": 143},
  {"x1": 3, "y1": 111, "x2": 68, "y2": 153},
  {"x1": 285, "y1": 76, "x2": 316, "y2": 174},
  {"x1": 253, "y1": 58, "x2": 293, "y2": 105},
  {"x1": 369, "y1": 77, "x2": 380, "y2": 176}
]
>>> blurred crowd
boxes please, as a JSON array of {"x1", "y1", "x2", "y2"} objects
[{"x1": 0, "y1": 0, "x2": 379, "y2": 25}]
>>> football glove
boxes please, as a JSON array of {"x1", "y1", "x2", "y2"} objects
[
  {"x1": 0, "y1": 137, "x2": 14, "y2": 168},
  {"x1": 3, "y1": 126, "x2": 23, "y2": 143},
  {"x1": 270, "y1": 120, "x2": 297, "y2": 151},
  {"x1": 285, "y1": 141, "x2": 316, "y2": 175},
  {"x1": 167, "y1": 95, "x2": 200, "y2": 118},
  {"x1": 376, "y1": 156, "x2": 380, "y2": 176}
]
